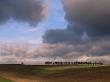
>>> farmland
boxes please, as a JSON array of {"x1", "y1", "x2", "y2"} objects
[
  {"x1": 0, "y1": 64, "x2": 109, "y2": 82},
  {"x1": 0, "y1": 76, "x2": 13, "y2": 82}
]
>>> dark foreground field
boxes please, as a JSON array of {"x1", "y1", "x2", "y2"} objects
[{"x1": 0, "y1": 64, "x2": 110, "y2": 82}]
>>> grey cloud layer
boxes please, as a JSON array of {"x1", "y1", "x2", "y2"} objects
[
  {"x1": 44, "y1": 0, "x2": 110, "y2": 43},
  {"x1": 0, "y1": 0, "x2": 45, "y2": 25},
  {"x1": 1, "y1": 41, "x2": 110, "y2": 64}
]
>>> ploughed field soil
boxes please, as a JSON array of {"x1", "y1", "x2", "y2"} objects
[{"x1": 0, "y1": 64, "x2": 110, "y2": 82}]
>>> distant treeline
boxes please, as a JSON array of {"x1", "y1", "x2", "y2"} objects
[{"x1": 45, "y1": 61, "x2": 103, "y2": 65}]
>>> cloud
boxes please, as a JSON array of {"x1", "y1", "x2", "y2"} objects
[
  {"x1": 43, "y1": 0, "x2": 110, "y2": 44},
  {"x1": 0, "y1": 40, "x2": 110, "y2": 64},
  {"x1": 0, "y1": 0, "x2": 46, "y2": 25},
  {"x1": 78, "y1": 55, "x2": 110, "y2": 64},
  {"x1": 62, "y1": 0, "x2": 110, "y2": 37},
  {"x1": 43, "y1": 29, "x2": 79, "y2": 43},
  {"x1": 1, "y1": 0, "x2": 110, "y2": 64},
  {"x1": 33, "y1": 39, "x2": 110, "y2": 57},
  {"x1": 0, "y1": 55, "x2": 18, "y2": 64},
  {"x1": 24, "y1": 28, "x2": 38, "y2": 33},
  {"x1": 43, "y1": 24, "x2": 85, "y2": 44}
]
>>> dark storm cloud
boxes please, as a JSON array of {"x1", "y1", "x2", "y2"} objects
[
  {"x1": 44, "y1": 0, "x2": 110, "y2": 44},
  {"x1": 43, "y1": 24, "x2": 85, "y2": 44},
  {"x1": 63, "y1": 0, "x2": 110, "y2": 37},
  {"x1": 43, "y1": 29, "x2": 80, "y2": 44},
  {"x1": 0, "y1": 0, "x2": 45, "y2": 25}
]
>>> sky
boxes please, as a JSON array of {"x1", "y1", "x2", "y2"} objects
[
  {"x1": 0, "y1": 0, "x2": 110, "y2": 64},
  {"x1": 0, "y1": 0, "x2": 67, "y2": 43}
]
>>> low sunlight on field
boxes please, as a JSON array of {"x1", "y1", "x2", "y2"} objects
[{"x1": 0, "y1": 64, "x2": 109, "y2": 82}]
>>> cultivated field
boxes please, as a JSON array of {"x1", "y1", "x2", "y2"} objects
[
  {"x1": 0, "y1": 76, "x2": 13, "y2": 82},
  {"x1": 0, "y1": 64, "x2": 110, "y2": 82}
]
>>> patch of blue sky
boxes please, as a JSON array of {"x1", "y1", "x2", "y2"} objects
[
  {"x1": 0, "y1": 19, "x2": 43, "y2": 43},
  {"x1": 0, "y1": 0, "x2": 67, "y2": 43},
  {"x1": 45, "y1": 0, "x2": 67, "y2": 30}
]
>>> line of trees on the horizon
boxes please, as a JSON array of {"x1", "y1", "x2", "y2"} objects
[{"x1": 45, "y1": 61, "x2": 103, "y2": 65}]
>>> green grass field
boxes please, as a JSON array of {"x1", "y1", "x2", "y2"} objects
[
  {"x1": 0, "y1": 64, "x2": 109, "y2": 82},
  {"x1": 0, "y1": 76, "x2": 13, "y2": 82}
]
